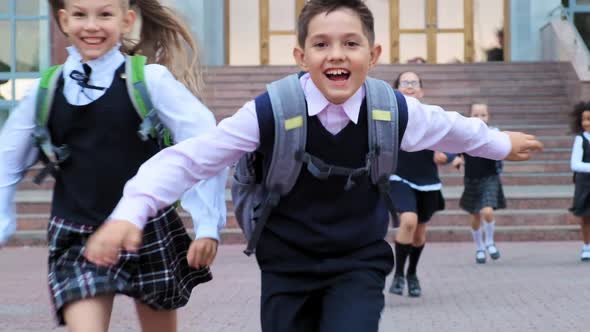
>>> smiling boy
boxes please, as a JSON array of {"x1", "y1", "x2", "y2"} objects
[{"x1": 84, "y1": 1, "x2": 543, "y2": 331}]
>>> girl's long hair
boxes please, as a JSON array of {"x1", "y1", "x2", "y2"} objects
[{"x1": 48, "y1": 0, "x2": 204, "y2": 98}]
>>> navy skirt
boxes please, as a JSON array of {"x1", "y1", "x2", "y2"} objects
[
  {"x1": 47, "y1": 206, "x2": 211, "y2": 325},
  {"x1": 389, "y1": 180, "x2": 445, "y2": 226}
]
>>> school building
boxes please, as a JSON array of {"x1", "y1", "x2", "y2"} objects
[
  {"x1": 1, "y1": 0, "x2": 590, "y2": 245},
  {"x1": 1, "y1": 0, "x2": 589, "y2": 113}
]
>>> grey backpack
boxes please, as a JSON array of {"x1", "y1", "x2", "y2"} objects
[{"x1": 231, "y1": 73, "x2": 401, "y2": 256}]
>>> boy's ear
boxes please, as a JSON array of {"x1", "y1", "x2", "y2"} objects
[
  {"x1": 369, "y1": 43, "x2": 382, "y2": 68},
  {"x1": 123, "y1": 9, "x2": 137, "y2": 34},
  {"x1": 57, "y1": 9, "x2": 69, "y2": 35},
  {"x1": 293, "y1": 46, "x2": 309, "y2": 72}
]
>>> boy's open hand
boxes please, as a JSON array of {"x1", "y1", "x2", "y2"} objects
[
  {"x1": 187, "y1": 238, "x2": 218, "y2": 269},
  {"x1": 504, "y1": 131, "x2": 544, "y2": 161},
  {"x1": 84, "y1": 220, "x2": 143, "y2": 266}
]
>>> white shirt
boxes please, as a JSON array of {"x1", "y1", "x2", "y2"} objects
[
  {"x1": 0, "y1": 46, "x2": 227, "y2": 244},
  {"x1": 109, "y1": 73, "x2": 511, "y2": 229},
  {"x1": 570, "y1": 131, "x2": 590, "y2": 173}
]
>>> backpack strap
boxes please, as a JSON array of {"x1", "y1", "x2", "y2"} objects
[
  {"x1": 243, "y1": 73, "x2": 307, "y2": 255},
  {"x1": 125, "y1": 55, "x2": 173, "y2": 147},
  {"x1": 364, "y1": 77, "x2": 400, "y2": 223},
  {"x1": 264, "y1": 73, "x2": 308, "y2": 193},
  {"x1": 32, "y1": 64, "x2": 71, "y2": 184}
]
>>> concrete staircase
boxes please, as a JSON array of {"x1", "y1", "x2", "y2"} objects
[{"x1": 8, "y1": 62, "x2": 580, "y2": 245}]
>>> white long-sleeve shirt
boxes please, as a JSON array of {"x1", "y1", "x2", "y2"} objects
[
  {"x1": 570, "y1": 132, "x2": 590, "y2": 173},
  {"x1": 110, "y1": 73, "x2": 511, "y2": 229},
  {"x1": 0, "y1": 46, "x2": 227, "y2": 244}
]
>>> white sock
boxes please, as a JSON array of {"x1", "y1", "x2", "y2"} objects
[
  {"x1": 484, "y1": 220, "x2": 496, "y2": 246},
  {"x1": 472, "y1": 229, "x2": 484, "y2": 251}
]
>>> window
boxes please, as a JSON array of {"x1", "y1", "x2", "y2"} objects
[{"x1": 0, "y1": 0, "x2": 50, "y2": 125}]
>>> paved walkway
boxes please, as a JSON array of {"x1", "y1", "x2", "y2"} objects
[{"x1": 1, "y1": 242, "x2": 589, "y2": 332}]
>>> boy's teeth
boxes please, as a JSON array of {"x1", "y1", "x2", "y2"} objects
[{"x1": 326, "y1": 69, "x2": 348, "y2": 75}]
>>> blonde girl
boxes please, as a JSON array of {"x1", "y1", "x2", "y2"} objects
[{"x1": 0, "y1": 0, "x2": 226, "y2": 331}]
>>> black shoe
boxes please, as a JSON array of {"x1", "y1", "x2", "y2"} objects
[
  {"x1": 406, "y1": 275, "x2": 421, "y2": 297},
  {"x1": 486, "y1": 244, "x2": 501, "y2": 260},
  {"x1": 389, "y1": 275, "x2": 405, "y2": 295}
]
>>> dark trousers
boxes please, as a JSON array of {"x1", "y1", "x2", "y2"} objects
[{"x1": 260, "y1": 268, "x2": 386, "y2": 332}]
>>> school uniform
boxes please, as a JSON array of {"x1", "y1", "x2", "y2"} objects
[
  {"x1": 570, "y1": 132, "x2": 590, "y2": 216},
  {"x1": 0, "y1": 46, "x2": 227, "y2": 325},
  {"x1": 109, "y1": 73, "x2": 511, "y2": 332},
  {"x1": 389, "y1": 150, "x2": 454, "y2": 225},
  {"x1": 459, "y1": 152, "x2": 506, "y2": 214}
]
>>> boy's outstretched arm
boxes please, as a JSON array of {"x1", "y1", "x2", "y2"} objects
[
  {"x1": 401, "y1": 96, "x2": 543, "y2": 160},
  {"x1": 84, "y1": 103, "x2": 261, "y2": 266}
]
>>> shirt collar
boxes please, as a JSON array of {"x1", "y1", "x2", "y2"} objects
[
  {"x1": 64, "y1": 44, "x2": 125, "y2": 80},
  {"x1": 299, "y1": 73, "x2": 365, "y2": 124}
]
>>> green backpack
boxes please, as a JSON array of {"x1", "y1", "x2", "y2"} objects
[{"x1": 32, "y1": 55, "x2": 173, "y2": 184}]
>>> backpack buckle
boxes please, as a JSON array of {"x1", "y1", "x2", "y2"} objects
[{"x1": 137, "y1": 109, "x2": 159, "y2": 141}]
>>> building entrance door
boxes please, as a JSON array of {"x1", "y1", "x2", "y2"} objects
[
  {"x1": 391, "y1": 0, "x2": 474, "y2": 63},
  {"x1": 259, "y1": 0, "x2": 305, "y2": 65}
]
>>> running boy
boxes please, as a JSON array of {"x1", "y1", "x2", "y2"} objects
[{"x1": 85, "y1": 1, "x2": 542, "y2": 331}]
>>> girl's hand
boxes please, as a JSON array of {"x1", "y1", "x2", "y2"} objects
[
  {"x1": 433, "y1": 152, "x2": 449, "y2": 165},
  {"x1": 504, "y1": 131, "x2": 544, "y2": 161},
  {"x1": 452, "y1": 155, "x2": 464, "y2": 170},
  {"x1": 187, "y1": 238, "x2": 218, "y2": 269},
  {"x1": 84, "y1": 220, "x2": 143, "y2": 266}
]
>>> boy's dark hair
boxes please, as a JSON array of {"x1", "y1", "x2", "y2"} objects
[
  {"x1": 570, "y1": 101, "x2": 590, "y2": 134},
  {"x1": 393, "y1": 71, "x2": 423, "y2": 89},
  {"x1": 297, "y1": 0, "x2": 375, "y2": 48}
]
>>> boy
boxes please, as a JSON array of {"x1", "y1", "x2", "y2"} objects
[{"x1": 85, "y1": 1, "x2": 542, "y2": 331}]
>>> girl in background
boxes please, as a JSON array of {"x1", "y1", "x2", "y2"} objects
[
  {"x1": 455, "y1": 103, "x2": 505, "y2": 264},
  {"x1": 388, "y1": 71, "x2": 459, "y2": 297},
  {"x1": 568, "y1": 101, "x2": 590, "y2": 262}
]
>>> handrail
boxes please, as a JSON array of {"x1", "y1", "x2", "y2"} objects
[
  {"x1": 541, "y1": 16, "x2": 590, "y2": 81},
  {"x1": 547, "y1": 4, "x2": 568, "y2": 20}
]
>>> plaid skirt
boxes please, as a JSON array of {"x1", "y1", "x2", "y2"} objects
[
  {"x1": 459, "y1": 175, "x2": 506, "y2": 214},
  {"x1": 47, "y1": 206, "x2": 212, "y2": 325}
]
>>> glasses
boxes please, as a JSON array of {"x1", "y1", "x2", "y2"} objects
[{"x1": 399, "y1": 80, "x2": 420, "y2": 88}]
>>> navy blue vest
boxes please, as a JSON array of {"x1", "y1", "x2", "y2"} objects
[
  {"x1": 253, "y1": 90, "x2": 408, "y2": 268},
  {"x1": 464, "y1": 154, "x2": 500, "y2": 179},
  {"x1": 395, "y1": 150, "x2": 441, "y2": 185},
  {"x1": 48, "y1": 64, "x2": 160, "y2": 225},
  {"x1": 581, "y1": 134, "x2": 590, "y2": 162}
]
